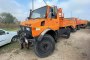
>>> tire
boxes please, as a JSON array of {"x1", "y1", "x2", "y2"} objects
[
  {"x1": 64, "y1": 28, "x2": 71, "y2": 39},
  {"x1": 33, "y1": 34, "x2": 55, "y2": 58},
  {"x1": 82, "y1": 25, "x2": 87, "y2": 29},
  {"x1": 11, "y1": 35, "x2": 18, "y2": 43},
  {"x1": 77, "y1": 25, "x2": 80, "y2": 30},
  {"x1": 70, "y1": 28, "x2": 77, "y2": 32},
  {"x1": 73, "y1": 28, "x2": 77, "y2": 32}
]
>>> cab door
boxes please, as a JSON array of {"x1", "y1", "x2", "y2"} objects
[
  {"x1": 46, "y1": 7, "x2": 59, "y2": 30},
  {"x1": 0, "y1": 30, "x2": 10, "y2": 46},
  {"x1": 0, "y1": 30, "x2": 7, "y2": 46}
]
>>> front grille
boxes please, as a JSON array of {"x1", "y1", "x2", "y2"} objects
[{"x1": 18, "y1": 26, "x2": 33, "y2": 39}]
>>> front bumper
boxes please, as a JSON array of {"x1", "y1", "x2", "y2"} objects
[
  {"x1": 26, "y1": 38, "x2": 36, "y2": 44},
  {"x1": 17, "y1": 25, "x2": 36, "y2": 44}
]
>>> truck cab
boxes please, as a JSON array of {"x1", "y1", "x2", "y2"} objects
[{"x1": 20, "y1": 6, "x2": 60, "y2": 37}]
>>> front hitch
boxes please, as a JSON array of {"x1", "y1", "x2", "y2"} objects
[
  {"x1": 18, "y1": 36, "x2": 35, "y2": 49},
  {"x1": 17, "y1": 29, "x2": 35, "y2": 49}
]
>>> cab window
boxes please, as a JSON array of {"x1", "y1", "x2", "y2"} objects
[
  {"x1": 0, "y1": 30, "x2": 5, "y2": 35},
  {"x1": 31, "y1": 6, "x2": 46, "y2": 19},
  {"x1": 48, "y1": 7, "x2": 57, "y2": 18}
]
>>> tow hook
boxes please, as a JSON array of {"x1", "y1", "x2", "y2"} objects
[{"x1": 25, "y1": 38, "x2": 28, "y2": 44}]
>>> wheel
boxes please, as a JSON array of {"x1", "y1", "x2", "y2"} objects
[
  {"x1": 33, "y1": 34, "x2": 55, "y2": 58},
  {"x1": 64, "y1": 28, "x2": 71, "y2": 39},
  {"x1": 70, "y1": 28, "x2": 77, "y2": 32},
  {"x1": 77, "y1": 25, "x2": 80, "y2": 30},
  {"x1": 82, "y1": 24, "x2": 87, "y2": 29},
  {"x1": 11, "y1": 35, "x2": 18, "y2": 43},
  {"x1": 73, "y1": 28, "x2": 77, "y2": 32},
  {"x1": 20, "y1": 43, "x2": 24, "y2": 49},
  {"x1": 19, "y1": 37, "x2": 25, "y2": 49}
]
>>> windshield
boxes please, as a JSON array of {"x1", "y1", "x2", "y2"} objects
[{"x1": 31, "y1": 6, "x2": 46, "y2": 19}]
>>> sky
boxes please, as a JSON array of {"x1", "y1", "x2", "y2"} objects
[{"x1": 0, "y1": 0, "x2": 90, "y2": 21}]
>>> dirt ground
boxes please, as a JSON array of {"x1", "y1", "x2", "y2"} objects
[{"x1": 0, "y1": 29, "x2": 90, "y2": 60}]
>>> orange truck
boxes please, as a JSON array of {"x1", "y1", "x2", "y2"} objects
[
  {"x1": 73, "y1": 18, "x2": 87, "y2": 30},
  {"x1": 65, "y1": 18, "x2": 88, "y2": 30},
  {"x1": 17, "y1": 5, "x2": 80, "y2": 58}
]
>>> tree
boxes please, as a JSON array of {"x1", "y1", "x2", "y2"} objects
[{"x1": 0, "y1": 12, "x2": 17, "y2": 23}]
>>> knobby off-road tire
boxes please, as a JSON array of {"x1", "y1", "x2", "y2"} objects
[{"x1": 33, "y1": 34, "x2": 55, "y2": 58}]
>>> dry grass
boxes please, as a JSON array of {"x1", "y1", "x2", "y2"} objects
[
  {"x1": 0, "y1": 23, "x2": 19, "y2": 28},
  {"x1": 0, "y1": 23, "x2": 19, "y2": 31}
]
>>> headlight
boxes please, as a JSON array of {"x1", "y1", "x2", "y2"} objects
[{"x1": 26, "y1": 28, "x2": 30, "y2": 31}]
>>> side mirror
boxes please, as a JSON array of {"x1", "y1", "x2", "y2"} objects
[
  {"x1": 27, "y1": 17, "x2": 30, "y2": 19},
  {"x1": 28, "y1": 9, "x2": 32, "y2": 19}
]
